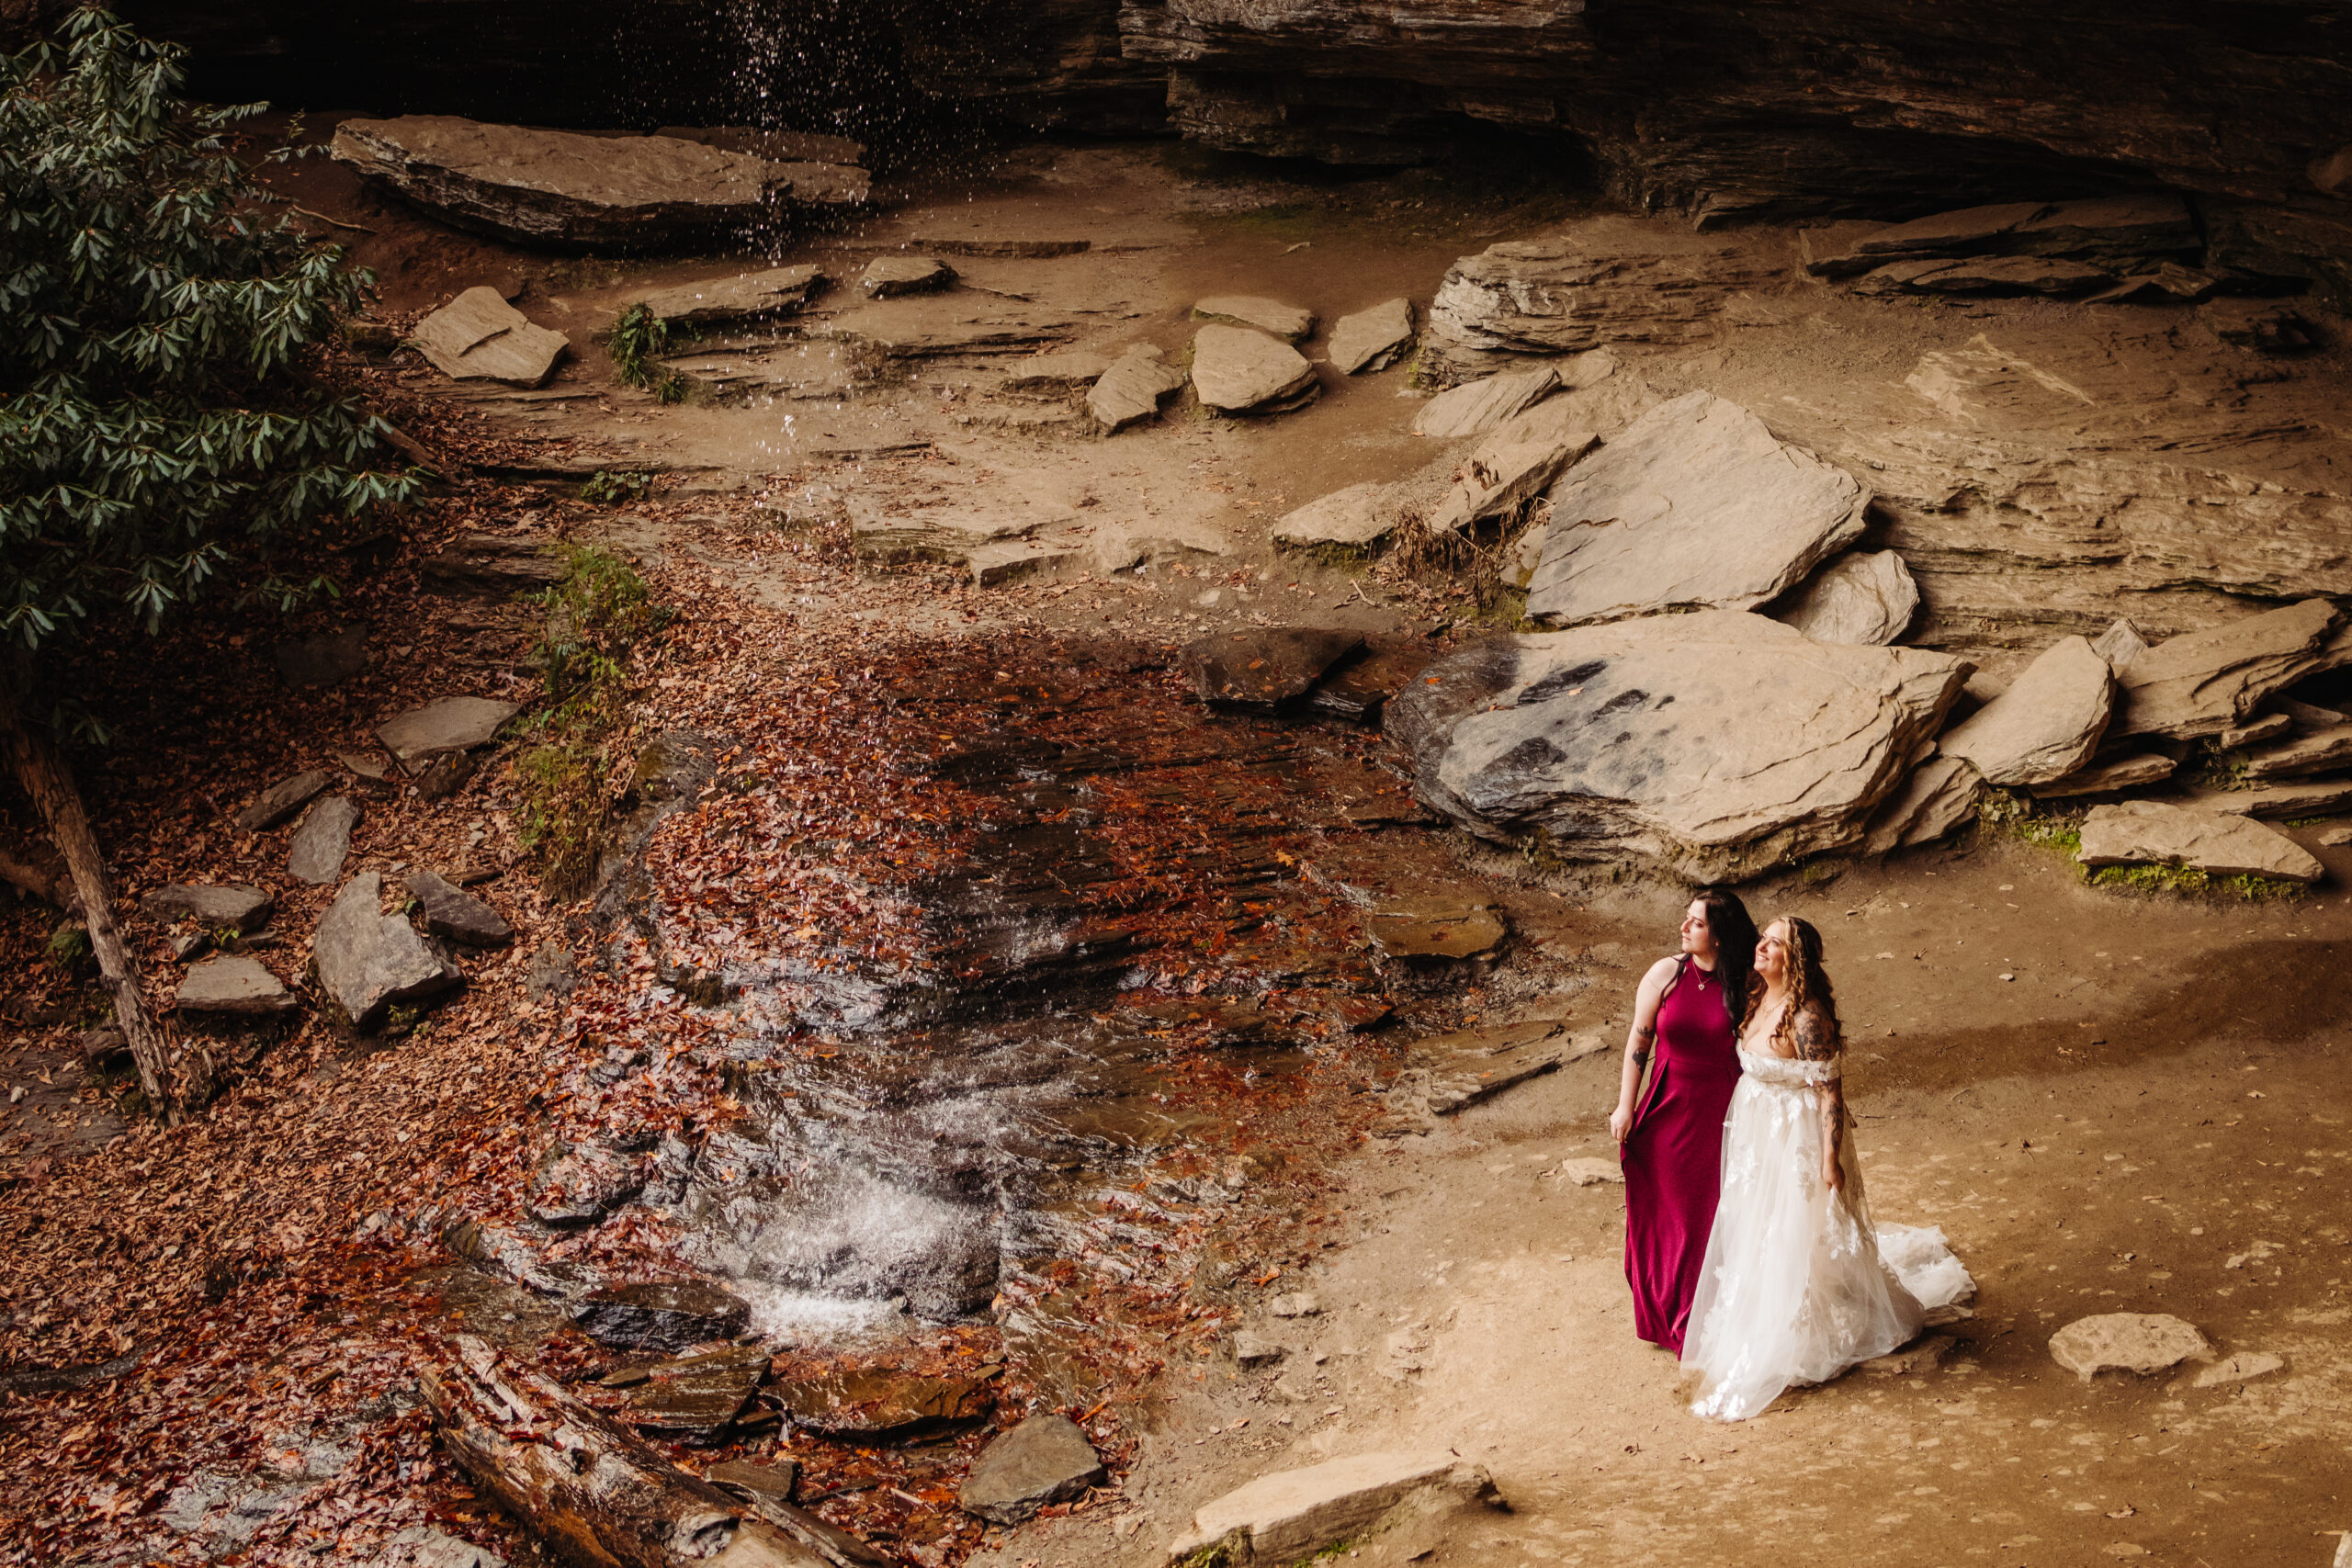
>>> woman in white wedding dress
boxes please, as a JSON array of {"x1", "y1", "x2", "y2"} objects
[{"x1": 1681, "y1": 916, "x2": 1974, "y2": 1421}]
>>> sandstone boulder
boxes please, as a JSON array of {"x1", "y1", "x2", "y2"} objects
[
  {"x1": 334, "y1": 117, "x2": 789, "y2": 249},
  {"x1": 1938, "y1": 636, "x2": 2113, "y2": 785},
  {"x1": 1180, "y1": 628, "x2": 1363, "y2": 710},
  {"x1": 412, "y1": 288, "x2": 569, "y2": 387},
  {"x1": 1423, "y1": 237, "x2": 1773, "y2": 379},
  {"x1": 1191, "y1": 325, "x2": 1318, "y2": 413},
  {"x1": 1272, "y1": 482, "x2": 1396, "y2": 558},
  {"x1": 1772, "y1": 551, "x2": 1920, "y2": 646},
  {"x1": 1862, "y1": 755, "x2": 1984, "y2": 854},
  {"x1": 1525, "y1": 392, "x2": 1871, "y2": 628},
  {"x1": 2091, "y1": 617, "x2": 2152, "y2": 672},
  {"x1": 860, "y1": 257, "x2": 956, "y2": 298},
  {"x1": 175, "y1": 956, "x2": 298, "y2": 1016},
  {"x1": 1087, "y1": 345, "x2": 1189, "y2": 432},
  {"x1": 958, "y1": 1414, "x2": 1105, "y2": 1524},
  {"x1": 1167, "y1": 1451, "x2": 1501, "y2": 1567},
  {"x1": 1090, "y1": 519, "x2": 1230, "y2": 574},
  {"x1": 2077, "y1": 800, "x2": 2324, "y2": 884},
  {"x1": 631, "y1": 265, "x2": 827, "y2": 326},
  {"x1": 2111, "y1": 598, "x2": 2341, "y2": 739},
  {"x1": 313, "y1": 874, "x2": 464, "y2": 1029},
  {"x1": 2216, "y1": 713, "x2": 2293, "y2": 750},
  {"x1": 1192, "y1": 295, "x2": 1313, "y2": 342},
  {"x1": 1387, "y1": 612, "x2": 1970, "y2": 880},
  {"x1": 2047, "y1": 1313, "x2": 2212, "y2": 1382},
  {"x1": 1409, "y1": 367, "x2": 1557, "y2": 439},
  {"x1": 2030, "y1": 753, "x2": 2177, "y2": 799},
  {"x1": 1430, "y1": 401, "x2": 1596, "y2": 533},
  {"x1": 1328, "y1": 298, "x2": 1415, "y2": 374}
]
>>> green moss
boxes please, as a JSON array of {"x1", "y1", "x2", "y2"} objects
[
  {"x1": 1980, "y1": 788, "x2": 2083, "y2": 857},
  {"x1": 2085, "y1": 863, "x2": 2305, "y2": 900}
]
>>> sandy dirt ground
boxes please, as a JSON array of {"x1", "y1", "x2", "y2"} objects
[{"x1": 272, "y1": 131, "x2": 2352, "y2": 1567}]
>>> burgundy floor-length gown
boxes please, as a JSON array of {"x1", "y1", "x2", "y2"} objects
[{"x1": 1620, "y1": 957, "x2": 1742, "y2": 1354}]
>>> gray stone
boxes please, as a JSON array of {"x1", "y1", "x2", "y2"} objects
[
  {"x1": 526, "y1": 941, "x2": 578, "y2": 999},
  {"x1": 141, "y1": 884, "x2": 272, "y2": 933},
  {"x1": 1409, "y1": 367, "x2": 1558, "y2": 439},
  {"x1": 1268, "y1": 1292, "x2": 1321, "y2": 1318},
  {"x1": 405, "y1": 870, "x2": 512, "y2": 946},
  {"x1": 1527, "y1": 391, "x2": 1871, "y2": 627},
  {"x1": 1863, "y1": 754, "x2": 1984, "y2": 854},
  {"x1": 1191, "y1": 325, "x2": 1318, "y2": 413},
  {"x1": 2111, "y1": 598, "x2": 2341, "y2": 740},
  {"x1": 2076, "y1": 801, "x2": 2324, "y2": 885},
  {"x1": 633, "y1": 265, "x2": 827, "y2": 326},
  {"x1": 288, "y1": 796, "x2": 361, "y2": 886},
  {"x1": 2048, "y1": 1313, "x2": 2213, "y2": 1382},
  {"x1": 411, "y1": 287, "x2": 570, "y2": 387},
  {"x1": 171, "y1": 931, "x2": 211, "y2": 963},
  {"x1": 175, "y1": 956, "x2": 298, "y2": 1016},
  {"x1": 958, "y1": 1414, "x2": 1106, "y2": 1524},
  {"x1": 1087, "y1": 344, "x2": 1189, "y2": 431},
  {"x1": 273, "y1": 627, "x2": 370, "y2": 689},
  {"x1": 414, "y1": 750, "x2": 479, "y2": 803},
  {"x1": 1090, "y1": 520, "x2": 1230, "y2": 574},
  {"x1": 332, "y1": 117, "x2": 785, "y2": 249},
  {"x1": 1387, "y1": 612, "x2": 1970, "y2": 880},
  {"x1": 1938, "y1": 636, "x2": 2113, "y2": 786},
  {"x1": 312, "y1": 874, "x2": 463, "y2": 1030},
  {"x1": 1773, "y1": 551, "x2": 1921, "y2": 646},
  {"x1": 2030, "y1": 753, "x2": 2177, "y2": 799},
  {"x1": 2215, "y1": 713, "x2": 2294, "y2": 750},
  {"x1": 1000, "y1": 351, "x2": 1114, "y2": 397},
  {"x1": 2191, "y1": 1351, "x2": 2285, "y2": 1389},
  {"x1": 2091, "y1": 616, "x2": 2151, "y2": 672},
  {"x1": 1272, "y1": 482, "x2": 1396, "y2": 557},
  {"x1": 377, "y1": 697, "x2": 522, "y2": 771},
  {"x1": 570, "y1": 1279, "x2": 751, "y2": 1353},
  {"x1": 234, "y1": 770, "x2": 334, "y2": 833},
  {"x1": 1430, "y1": 400, "x2": 1597, "y2": 534},
  {"x1": 1233, "y1": 1331, "x2": 1285, "y2": 1368},
  {"x1": 1328, "y1": 297, "x2": 1416, "y2": 374},
  {"x1": 1168, "y1": 1451, "x2": 1500, "y2": 1567},
  {"x1": 78, "y1": 1026, "x2": 129, "y2": 1073},
  {"x1": 1193, "y1": 295, "x2": 1314, "y2": 343},
  {"x1": 380, "y1": 1525, "x2": 508, "y2": 1568},
  {"x1": 1180, "y1": 627, "x2": 1363, "y2": 710},
  {"x1": 2241, "y1": 722, "x2": 2352, "y2": 782},
  {"x1": 2190, "y1": 778, "x2": 2352, "y2": 821},
  {"x1": 860, "y1": 257, "x2": 956, "y2": 298}
]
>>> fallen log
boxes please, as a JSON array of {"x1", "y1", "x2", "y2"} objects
[{"x1": 421, "y1": 1333, "x2": 837, "y2": 1568}]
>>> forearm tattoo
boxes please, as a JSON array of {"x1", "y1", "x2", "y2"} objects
[{"x1": 1630, "y1": 1021, "x2": 1656, "y2": 1067}]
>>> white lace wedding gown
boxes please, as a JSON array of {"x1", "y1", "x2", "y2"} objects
[{"x1": 1681, "y1": 1048, "x2": 1974, "y2": 1421}]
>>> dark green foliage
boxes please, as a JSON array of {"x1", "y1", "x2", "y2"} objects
[
  {"x1": 0, "y1": 9, "x2": 414, "y2": 651},
  {"x1": 606, "y1": 302, "x2": 688, "y2": 403}
]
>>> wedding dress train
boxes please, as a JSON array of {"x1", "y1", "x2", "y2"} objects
[{"x1": 1681, "y1": 1048, "x2": 1974, "y2": 1421}]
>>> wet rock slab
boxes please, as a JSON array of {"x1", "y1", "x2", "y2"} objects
[
  {"x1": 1527, "y1": 390, "x2": 1870, "y2": 627},
  {"x1": 958, "y1": 1413, "x2": 1105, "y2": 1523},
  {"x1": 614, "y1": 1344, "x2": 770, "y2": 1438},
  {"x1": 2075, "y1": 801, "x2": 2324, "y2": 884},
  {"x1": 175, "y1": 955, "x2": 298, "y2": 1016},
  {"x1": 1364, "y1": 896, "x2": 1506, "y2": 961},
  {"x1": 411, "y1": 287, "x2": 570, "y2": 387},
  {"x1": 1180, "y1": 627, "x2": 1364, "y2": 710},
  {"x1": 770, "y1": 1367, "x2": 992, "y2": 1438},
  {"x1": 312, "y1": 873, "x2": 463, "y2": 1029},
  {"x1": 570, "y1": 1279, "x2": 751, "y2": 1353},
  {"x1": 1387, "y1": 612, "x2": 1970, "y2": 880}
]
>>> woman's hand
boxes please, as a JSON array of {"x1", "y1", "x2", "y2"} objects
[
  {"x1": 1610, "y1": 1101, "x2": 1635, "y2": 1145},
  {"x1": 1822, "y1": 1155, "x2": 1846, "y2": 1195}
]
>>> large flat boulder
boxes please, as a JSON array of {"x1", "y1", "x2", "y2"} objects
[
  {"x1": 1861, "y1": 755, "x2": 1984, "y2": 854},
  {"x1": 1272, "y1": 482, "x2": 1396, "y2": 558},
  {"x1": 2048, "y1": 1313, "x2": 2212, "y2": 1382},
  {"x1": 412, "y1": 288, "x2": 570, "y2": 387},
  {"x1": 175, "y1": 956, "x2": 298, "y2": 1016},
  {"x1": 1191, "y1": 325, "x2": 1317, "y2": 413},
  {"x1": 959, "y1": 1414, "x2": 1105, "y2": 1524},
  {"x1": 632, "y1": 265, "x2": 827, "y2": 326},
  {"x1": 1328, "y1": 297, "x2": 1415, "y2": 374},
  {"x1": 1409, "y1": 367, "x2": 1557, "y2": 439},
  {"x1": 1423, "y1": 238, "x2": 1773, "y2": 379},
  {"x1": 331, "y1": 117, "x2": 783, "y2": 250},
  {"x1": 1386, "y1": 612, "x2": 1971, "y2": 880},
  {"x1": 1772, "y1": 551, "x2": 1920, "y2": 646},
  {"x1": 1167, "y1": 1451, "x2": 1500, "y2": 1566},
  {"x1": 1430, "y1": 401, "x2": 1596, "y2": 534},
  {"x1": 1087, "y1": 345, "x2": 1189, "y2": 432},
  {"x1": 312, "y1": 873, "x2": 464, "y2": 1029},
  {"x1": 378, "y1": 697, "x2": 522, "y2": 772},
  {"x1": 2076, "y1": 801, "x2": 2324, "y2": 884},
  {"x1": 1938, "y1": 636, "x2": 2113, "y2": 785},
  {"x1": 2111, "y1": 598, "x2": 2341, "y2": 739},
  {"x1": 1526, "y1": 391, "x2": 1870, "y2": 627},
  {"x1": 1192, "y1": 296, "x2": 1313, "y2": 342}
]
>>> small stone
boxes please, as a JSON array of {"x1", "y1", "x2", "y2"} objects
[
  {"x1": 526, "y1": 941, "x2": 578, "y2": 999},
  {"x1": 411, "y1": 287, "x2": 570, "y2": 387},
  {"x1": 1087, "y1": 344, "x2": 1189, "y2": 432},
  {"x1": 233, "y1": 770, "x2": 334, "y2": 833},
  {"x1": 288, "y1": 796, "x2": 361, "y2": 886},
  {"x1": 1774, "y1": 551, "x2": 1921, "y2": 647},
  {"x1": 619, "y1": 1343, "x2": 770, "y2": 1437},
  {"x1": 175, "y1": 955, "x2": 298, "y2": 1016},
  {"x1": 1192, "y1": 295, "x2": 1314, "y2": 343},
  {"x1": 312, "y1": 873, "x2": 463, "y2": 1029},
  {"x1": 570, "y1": 1280, "x2": 752, "y2": 1353},
  {"x1": 706, "y1": 1457, "x2": 799, "y2": 1502},
  {"x1": 1939, "y1": 636, "x2": 2115, "y2": 785},
  {"x1": 2191, "y1": 1350, "x2": 2284, "y2": 1388},
  {"x1": 170, "y1": 931, "x2": 211, "y2": 963},
  {"x1": 1367, "y1": 897, "x2": 1507, "y2": 962},
  {"x1": 1234, "y1": 1331, "x2": 1285, "y2": 1368},
  {"x1": 1091, "y1": 520, "x2": 1230, "y2": 574},
  {"x1": 1272, "y1": 483, "x2": 1396, "y2": 558},
  {"x1": 1328, "y1": 297, "x2": 1416, "y2": 374},
  {"x1": 273, "y1": 626, "x2": 370, "y2": 688},
  {"x1": 414, "y1": 750, "x2": 478, "y2": 802},
  {"x1": 2091, "y1": 617, "x2": 2151, "y2": 672},
  {"x1": 2076, "y1": 801, "x2": 2324, "y2": 885},
  {"x1": 2321, "y1": 824, "x2": 2352, "y2": 848},
  {"x1": 1179, "y1": 627, "x2": 1363, "y2": 710},
  {"x1": 958, "y1": 1414, "x2": 1106, "y2": 1524},
  {"x1": 771, "y1": 1367, "x2": 992, "y2": 1438},
  {"x1": 141, "y1": 885, "x2": 272, "y2": 933},
  {"x1": 2048, "y1": 1313, "x2": 2213, "y2": 1382},
  {"x1": 1409, "y1": 367, "x2": 1558, "y2": 439},
  {"x1": 1550, "y1": 1158, "x2": 1623, "y2": 1187},
  {"x1": 335, "y1": 750, "x2": 391, "y2": 782},
  {"x1": 378, "y1": 697, "x2": 522, "y2": 772},
  {"x1": 405, "y1": 870, "x2": 513, "y2": 946},
  {"x1": 860, "y1": 257, "x2": 956, "y2": 298},
  {"x1": 1268, "y1": 1292, "x2": 1321, "y2": 1318},
  {"x1": 1191, "y1": 325, "x2": 1318, "y2": 413},
  {"x1": 1167, "y1": 1451, "x2": 1501, "y2": 1567}
]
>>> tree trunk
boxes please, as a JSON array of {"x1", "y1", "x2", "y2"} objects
[
  {"x1": 0, "y1": 675, "x2": 193, "y2": 1115},
  {"x1": 422, "y1": 1333, "x2": 836, "y2": 1568}
]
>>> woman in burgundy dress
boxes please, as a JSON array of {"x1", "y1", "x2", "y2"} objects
[{"x1": 1608, "y1": 889, "x2": 1758, "y2": 1354}]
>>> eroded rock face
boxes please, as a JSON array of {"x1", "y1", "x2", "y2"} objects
[
  {"x1": 2110, "y1": 598, "x2": 2341, "y2": 740},
  {"x1": 1387, "y1": 612, "x2": 1970, "y2": 880},
  {"x1": 1424, "y1": 238, "x2": 1777, "y2": 381},
  {"x1": 1526, "y1": 391, "x2": 1870, "y2": 627}
]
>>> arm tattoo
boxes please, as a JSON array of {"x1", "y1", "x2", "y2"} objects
[
  {"x1": 1791, "y1": 1005, "x2": 1838, "y2": 1062},
  {"x1": 1630, "y1": 1020, "x2": 1655, "y2": 1067},
  {"x1": 1819, "y1": 1075, "x2": 1846, "y2": 1173},
  {"x1": 1793, "y1": 1004, "x2": 1845, "y2": 1173}
]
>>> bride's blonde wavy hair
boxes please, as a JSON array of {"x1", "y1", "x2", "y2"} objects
[{"x1": 1739, "y1": 916, "x2": 1840, "y2": 1053}]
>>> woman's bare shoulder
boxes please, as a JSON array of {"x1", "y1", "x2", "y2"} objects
[{"x1": 1640, "y1": 955, "x2": 1684, "y2": 988}]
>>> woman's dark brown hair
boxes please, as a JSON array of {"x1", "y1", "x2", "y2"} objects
[
  {"x1": 1740, "y1": 915, "x2": 1841, "y2": 1057},
  {"x1": 1693, "y1": 887, "x2": 1758, "y2": 1027}
]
